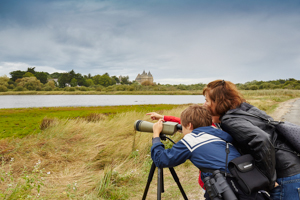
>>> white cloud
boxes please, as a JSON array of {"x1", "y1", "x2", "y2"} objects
[{"x1": 0, "y1": 62, "x2": 66, "y2": 77}]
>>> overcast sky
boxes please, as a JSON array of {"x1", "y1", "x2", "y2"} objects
[{"x1": 0, "y1": 0, "x2": 300, "y2": 84}]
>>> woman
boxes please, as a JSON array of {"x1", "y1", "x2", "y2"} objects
[{"x1": 203, "y1": 80, "x2": 300, "y2": 200}]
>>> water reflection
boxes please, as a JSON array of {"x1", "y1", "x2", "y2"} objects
[{"x1": 0, "y1": 95, "x2": 205, "y2": 109}]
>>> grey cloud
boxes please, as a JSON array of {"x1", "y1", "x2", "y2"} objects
[{"x1": 0, "y1": 0, "x2": 300, "y2": 84}]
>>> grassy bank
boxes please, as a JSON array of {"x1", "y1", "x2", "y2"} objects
[
  {"x1": 1, "y1": 91, "x2": 300, "y2": 199},
  {"x1": 0, "y1": 104, "x2": 182, "y2": 139}
]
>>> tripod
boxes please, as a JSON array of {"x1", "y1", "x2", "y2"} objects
[{"x1": 142, "y1": 134, "x2": 188, "y2": 200}]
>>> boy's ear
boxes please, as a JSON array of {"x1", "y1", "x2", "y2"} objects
[{"x1": 188, "y1": 123, "x2": 193, "y2": 130}]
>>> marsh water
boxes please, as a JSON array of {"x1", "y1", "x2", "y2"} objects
[{"x1": 0, "y1": 95, "x2": 205, "y2": 109}]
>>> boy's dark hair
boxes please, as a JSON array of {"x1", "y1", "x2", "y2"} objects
[{"x1": 180, "y1": 104, "x2": 212, "y2": 129}]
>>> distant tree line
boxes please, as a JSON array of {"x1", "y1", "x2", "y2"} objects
[
  {"x1": 235, "y1": 78, "x2": 300, "y2": 90},
  {"x1": 0, "y1": 68, "x2": 299, "y2": 92}
]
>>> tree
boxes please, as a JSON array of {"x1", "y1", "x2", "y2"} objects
[
  {"x1": 10, "y1": 70, "x2": 26, "y2": 82},
  {"x1": 49, "y1": 72, "x2": 62, "y2": 79},
  {"x1": 35, "y1": 72, "x2": 48, "y2": 84},
  {"x1": 98, "y1": 74, "x2": 113, "y2": 87},
  {"x1": 74, "y1": 73, "x2": 85, "y2": 86},
  {"x1": 23, "y1": 72, "x2": 35, "y2": 77},
  {"x1": 92, "y1": 75, "x2": 102, "y2": 85},
  {"x1": 68, "y1": 70, "x2": 76, "y2": 82},
  {"x1": 120, "y1": 76, "x2": 130, "y2": 85},
  {"x1": 58, "y1": 73, "x2": 69, "y2": 88},
  {"x1": 27, "y1": 67, "x2": 36, "y2": 74},
  {"x1": 70, "y1": 78, "x2": 78, "y2": 87},
  {"x1": 85, "y1": 79, "x2": 94, "y2": 87},
  {"x1": 112, "y1": 76, "x2": 120, "y2": 84},
  {"x1": 46, "y1": 80, "x2": 56, "y2": 89}
]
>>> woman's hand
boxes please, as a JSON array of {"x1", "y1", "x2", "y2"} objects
[
  {"x1": 146, "y1": 112, "x2": 163, "y2": 121},
  {"x1": 153, "y1": 119, "x2": 164, "y2": 138}
]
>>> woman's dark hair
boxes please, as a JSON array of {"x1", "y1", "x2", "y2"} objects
[{"x1": 203, "y1": 80, "x2": 246, "y2": 116}]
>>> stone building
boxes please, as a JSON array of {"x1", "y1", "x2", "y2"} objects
[{"x1": 135, "y1": 70, "x2": 153, "y2": 84}]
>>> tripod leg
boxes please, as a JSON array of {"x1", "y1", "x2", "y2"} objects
[
  {"x1": 157, "y1": 167, "x2": 162, "y2": 200},
  {"x1": 169, "y1": 167, "x2": 188, "y2": 200},
  {"x1": 142, "y1": 162, "x2": 156, "y2": 200},
  {"x1": 161, "y1": 168, "x2": 164, "y2": 193}
]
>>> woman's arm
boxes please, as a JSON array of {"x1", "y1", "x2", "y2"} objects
[{"x1": 221, "y1": 118, "x2": 276, "y2": 189}]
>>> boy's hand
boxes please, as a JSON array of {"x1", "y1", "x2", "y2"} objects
[
  {"x1": 146, "y1": 112, "x2": 163, "y2": 121},
  {"x1": 153, "y1": 119, "x2": 164, "y2": 138}
]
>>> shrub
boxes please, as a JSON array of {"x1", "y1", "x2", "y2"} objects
[
  {"x1": 249, "y1": 85, "x2": 259, "y2": 90},
  {"x1": 105, "y1": 86, "x2": 115, "y2": 92},
  {"x1": 54, "y1": 87, "x2": 61, "y2": 91},
  {"x1": 0, "y1": 85, "x2": 8, "y2": 92},
  {"x1": 14, "y1": 86, "x2": 24, "y2": 91},
  {"x1": 64, "y1": 87, "x2": 76, "y2": 91},
  {"x1": 7, "y1": 84, "x2": 15, "y2": 89},
  {"x1": 141, "y1": 81, "x2": 153, "y2": 86},
  {"x1": 43, "y1": 86, "x2": 52, "y2": 91},
  {"x1": 128, "y1": 86, "x2": 134, "y2": 91},
  {"x1": 95, "y1": 86, "x2": 103, "y2": 91},
  {"x1": 36, "y1": 86, "x2": 42, "y2": 91},
  {"x1": 79, "y1": 86, "x2": 89, "y2": 91},
  {"x1": 17, "y1": 77, "x2": 42, "y2": 90}
]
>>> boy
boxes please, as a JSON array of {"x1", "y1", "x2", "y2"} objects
[{"x1": 151, "y1": 104, "x2": 240, "y2": 199}]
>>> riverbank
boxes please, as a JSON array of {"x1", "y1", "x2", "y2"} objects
[
  {"x1": 1, "y1": 89, "x2": 300, "y2": 96},
  {"x1": 0, "y1": 90, "x2": 202, "y2": 95}
]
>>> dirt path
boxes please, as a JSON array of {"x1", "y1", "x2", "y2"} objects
[{"x1": 270, "y1": 98, "x2": 300, "y2": 125}]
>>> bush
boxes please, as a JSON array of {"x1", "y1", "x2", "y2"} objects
[
  {"x1": 36, "y1": 86, "x2": 42, "y2": 91},
  {"x1": 64, "y1": 87, "x2": 76, "y2": 91},
  {"x1": 43, "y1": 86, "x2": 52, "y2": 91},
  {"x1": 7, "y1": 84, "x2": 15, "y2": 89},
  {"x1": 79, "y1": 86, "x2": 89, "y2": 91},
  {"x1": 95, "y1": 86, "x2": 104, "y2": 91},
  {"x1": 116, "y1": 85, "x2": 126, "y2": 91},
  {"x1": 106, "y1": 86, "x2": 115, "y2": 92},
  {"x1": 14, "y1": 86, "x2": 25, "y2": 91},
  {"x1": 128, "y1": 86, "x2": 134, "y2": 91},
  {"x1": 249, "y1": 85, "x2": 259, "y2": 90},
  {"x1": 54, "y1": 87, "x2": 61, "y2": 91},
  {"x1": 0, "y1": 85, "x2": 8, "y2": 92},
  {"x1": 141, "y1": 81, "x2": 153, "y2": 86}
]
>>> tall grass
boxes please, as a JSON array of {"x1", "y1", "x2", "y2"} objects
[
  {"x1": 1, "y1": 91, "x2": 300, "y2": 199},
  {"x1": 0, "y1": 104, "x2": 182, "y2": 139},
  {"x1": 0, "y1": 105, "x2": 203, "y2": 199}
]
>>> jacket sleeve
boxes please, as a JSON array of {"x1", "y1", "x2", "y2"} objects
[
  {"x1": 151, "y1": 139, "x2": 191, "y2": 168},
  {"x1": 221, "y1": 117, "x2": 276, "y2": 189},
  {"x1": 164, "y1": 116, "x2": 181, "y2": 124}
]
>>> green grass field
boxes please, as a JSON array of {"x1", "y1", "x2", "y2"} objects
[{"x1": 0, "y1": 104, "x2": 183, "y2": 139}]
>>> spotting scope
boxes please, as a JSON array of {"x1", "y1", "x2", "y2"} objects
[{"x1": 134, "y1": 120, "x2": 182, "y2": 135}]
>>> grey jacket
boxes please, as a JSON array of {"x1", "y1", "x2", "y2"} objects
[{"x1": 220, "y1": 102, "x2": 300, "y2": 189}]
